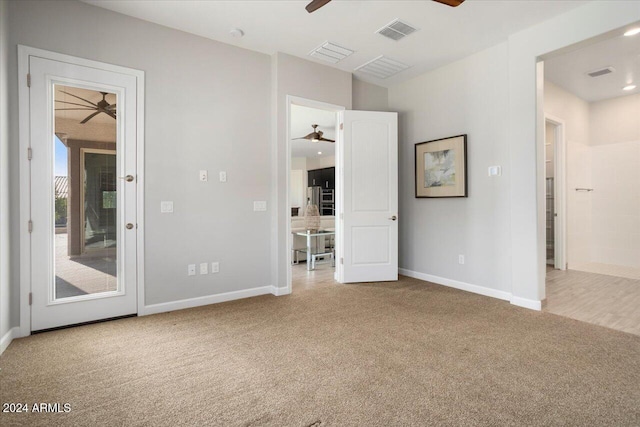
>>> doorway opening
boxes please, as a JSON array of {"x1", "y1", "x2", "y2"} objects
[
  {"x1": 541, "y1": 23, "x2": 640, "y2": 335},
  {"x1": 287, "y1": 97, "x2": 343, "y2": 293}
]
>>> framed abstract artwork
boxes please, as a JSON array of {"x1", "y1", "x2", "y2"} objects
[{"x1": 415, "y1": 134, "x2": 467, "y2": 198}]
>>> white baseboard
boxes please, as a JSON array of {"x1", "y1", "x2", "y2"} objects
[
  {"x1": 399, "y1": 268, "x2": 512, "y2": 301},
  {"x1": 141, "y1": 286, "x2": 274, "y2": 316},
  {"x1": 270, "y1": 286, "x2": 290, "y2": 296},
  {"x1": 509, "y1": 296, "x2": 542, "y2": 311},
  {"x1": 0, "y1": 327, "x2": 19, "y2": 355}
]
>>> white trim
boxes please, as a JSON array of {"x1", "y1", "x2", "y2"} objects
[
  {"x1": 141, "y1": 286, "x2": 273, "y2": 316},
  {"x1": 510, "y1": 296, "x2": 542, "y2": 311},
  {"x1": 399, "y1": 268, "x2": 512, "y2": 302},
  {"x1": 0, "y1": 327, "x2": 19, "y2": 355},
  {"x1": 544, "y1": 113, "x2": 567, "y2": 271},
  {"x1": 284, "y1": 95, "x2": 344, "y2": 295},
  {"x1": 270, "y1": 286, "x2": 290, "y2": 296},
  {"x1": 17, "y1": 45, "x2": 145, "y2": 334}
]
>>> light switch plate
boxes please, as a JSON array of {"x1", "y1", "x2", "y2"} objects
[
  {"x1": 187, "y1": 264, "x2": 196, "y2": 276},
  {"x1": 161, "y1": 201, "x2": 174, "y2": 213},
  {"x1": 219, "y1": 171, "x2": 227, "y2": 182},
  {"x1": 199, "y1": 170, "x2": 208, "y2": 182},
  {"x1": 211, "y1": 262, "x2": 219, "y2": 273},
  {"x1": 253, "y1": 201, "x2": 267, "y2": 211}
]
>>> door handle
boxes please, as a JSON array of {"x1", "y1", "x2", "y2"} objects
[
  {"x1": 126, "y1": 223, "x2": 134, "y2": 230},
  {"x1": 119, "y1": 175, "x2": 134, "y2": 182},
  {"x1": 389, "y1": 215, "x2": 397, "y2": 221}
]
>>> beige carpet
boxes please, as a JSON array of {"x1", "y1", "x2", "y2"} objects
[{"x1": 1, "y1": 276, "x2": 639, "y2": 426}]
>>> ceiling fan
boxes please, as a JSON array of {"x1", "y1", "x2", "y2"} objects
[
  {"x1": 306, "y1": 0, "x2": 465, "y2": 13},
  {"x1": 55, "y1": 90, "x2": 117, "y2": 124},
  {"x1": 294, "y1": 124, "x2": 335, "y2": 143}
]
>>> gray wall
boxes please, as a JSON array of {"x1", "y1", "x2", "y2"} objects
[
  {"x1": 7, "y1": 0, "x2": 273, "y2": 317},
  {"x1": 352, "y1": 77, "x2": 388, "y2": 112},
  {"x1": 1, "y1": 0, "x2": 10, "y2": 339},
  {"x1": 389, "y1": 43, "x2": 513, "y2": 294}
]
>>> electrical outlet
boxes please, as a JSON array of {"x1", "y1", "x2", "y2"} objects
[
  {"x1": 211, "y1": 262, "x2": 219, "y2": 273},
  {"x1": 458, "y1": 255, "x2": 465, "y2": 265},
  {"x1": 199, "y1": 170, "x2": 208, "y2": 182},
  {"x1": 200, "y1": 262, "x2": 208, "y2": 275},
  {"x1": 160, "y1": 201, "x2": 174, "y2": 213},
  {"x1": 253, "y1": 201, "x2": 267, "y2": 211},
  {"x1": 219, "y1": 171, "x2": 227, "y2": 182},
  {"x1": 187, "y1": 264, "x2": 196, "y2": 276}
]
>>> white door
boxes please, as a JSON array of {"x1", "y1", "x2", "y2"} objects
[
  {"x1": 29, "y1": 55, "x2": 138, "y2": 331},
  {"x1": 338, "y1": 111, "x2": 398, "y2": 283}
]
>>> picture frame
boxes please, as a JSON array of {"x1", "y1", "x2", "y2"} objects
[{"x1": 415, "y1": 134, "x2": 467, "y2": 198}]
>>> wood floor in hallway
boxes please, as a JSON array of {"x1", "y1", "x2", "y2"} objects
[{"x1": 546, "y1": 268, "x2": 640, "y2": 336}]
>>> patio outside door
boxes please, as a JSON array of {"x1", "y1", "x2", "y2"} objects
[{"x1": 28, "y1": 54, "x2": 139, "y2": 331}]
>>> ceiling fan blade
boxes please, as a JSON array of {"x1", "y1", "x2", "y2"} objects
[
  {"x1": 319, "y1": 137, "x2": 335, "y2": 143},
  {"x1": 59, "y1": 90, "x2": 99, "y2": 107},
  {"x1": 432, "y1": 0, "x2": 465, "y2": 7},
  {"x1": 55, "y1": 108, "x2": 96, "y2": 111},
  {"x1": 80, "y1": 111, "x2": 101, "y2": 124},
  {"x1": 306, "y1": 0, "x2": 331, "y2": 13},
  {"x1": 105, "y1": 110, "x2": 117, "y2": 120},
  {"x1": 55, "y1": 100, "x2": 99, "y2": 109}
]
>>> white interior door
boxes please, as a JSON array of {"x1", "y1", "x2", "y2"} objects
[
  {"x1": 338, "y1": 111, "x2": 398, "y2": 283},
  {"x1": 29, "y1": 55, "x2": 138, "y2": 331}
]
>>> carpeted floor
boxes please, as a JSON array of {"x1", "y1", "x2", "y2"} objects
[{"x1": 1, "y1": 276, "x2": 639, "y2": 426}]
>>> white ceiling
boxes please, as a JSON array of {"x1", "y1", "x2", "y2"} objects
[
  {"x1": 290, "y1": 104, "x2": 336, "y2": 159},
  {"x1": 545, "y1": 24, "x2": 640, "y2": 102},
  {"x1": 83, "y1": 0, "x2": 587, "y2": 88}
]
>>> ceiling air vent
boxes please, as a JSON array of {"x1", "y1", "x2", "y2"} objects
[
  {"x1": 308, "y1": 41, "x2": 354, "y2": 64},
  {"x1": 354, "y1": 55, "x2": 410, "y2": 79},
  {"x1": 587, "y1": 67, "x2": 615, "y2": 78},
  {"x1": 376, "y1": 19, "x2": 419, "y2": 41}
]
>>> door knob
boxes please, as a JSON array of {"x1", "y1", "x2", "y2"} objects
[
  {"x1": 119, "y1": 175, "x2": 134, "y2": 182},
  {"x1": 389, "y1": 215, "x2": 397, "y2": 221},
  {"x1": 126, "y1": 223, "x2": 134, "y2": 230}
]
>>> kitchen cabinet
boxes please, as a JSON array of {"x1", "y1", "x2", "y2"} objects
[{"x1": 308, "y1": 167, "x2": 335, "y2": 189}]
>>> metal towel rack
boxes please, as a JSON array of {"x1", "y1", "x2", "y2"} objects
[{"x1": 575, "y1": 188, "x2": 594, "y2": 192}]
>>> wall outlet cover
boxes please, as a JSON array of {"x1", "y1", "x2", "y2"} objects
[
  {"x1": 253, "y1": 201, "x2": 267, "y2": 211},
  {"x1": 161, "y1": 201, "x2": 174, "y2": 213},
  {"x1": 211, "y1": 262, "x2": 219, "y2": 273},
  {"x1": 187, "y1": 264, "x2": 196, "y2": 276},
  {"x1": 199, "y1": 170, "x2": 208, "y2": 182},
  {"x1": 219, "y1": 171, "x2": 227, "y2": 182},
  {"x1": 199, "y1": 262, "x2": 208, "y2": 275}
]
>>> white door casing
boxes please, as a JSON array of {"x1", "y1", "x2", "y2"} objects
[
  {"x1": 29, "y1": 55, "x2": 138, "y2": 330},
  {"x1": 339, "y1": 111, "x2": 398, "y2": 283}
]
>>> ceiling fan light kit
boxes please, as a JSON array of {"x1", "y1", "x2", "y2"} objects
[{"x1": 294, "y1": 124, "x2": 335, "y2": 143}]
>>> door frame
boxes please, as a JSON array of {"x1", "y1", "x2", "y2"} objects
[
  {"x1": 544, "y1": 114, "x2": 567, "y2": 271},
  {"x1": 285, "y1": 95, "x2": 345, "y2": 294},
  {"x1": 18, "y1": 46, "x2": 145, "y2": 336}
]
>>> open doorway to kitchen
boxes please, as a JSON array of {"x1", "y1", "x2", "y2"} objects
[
  {"x1": 542, "y1": 23, "x2": 640, "y2": 336},
  {"x1": 288, "y1": 98, "x2": 342, "y2": 293}
]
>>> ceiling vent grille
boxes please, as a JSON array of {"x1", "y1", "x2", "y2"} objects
[
  {"x1": 354, "y1": 55, "x2": 410, "y2": 79},
  {"x1": 587, "y1": 67, "x2": 615, "y2": 78},
  {"x1": 308, "y1": 41, "x2": 354, "y2": 64},
  {"x1": 376, "y1": 19, "x2": 419, "y2": 41}
]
